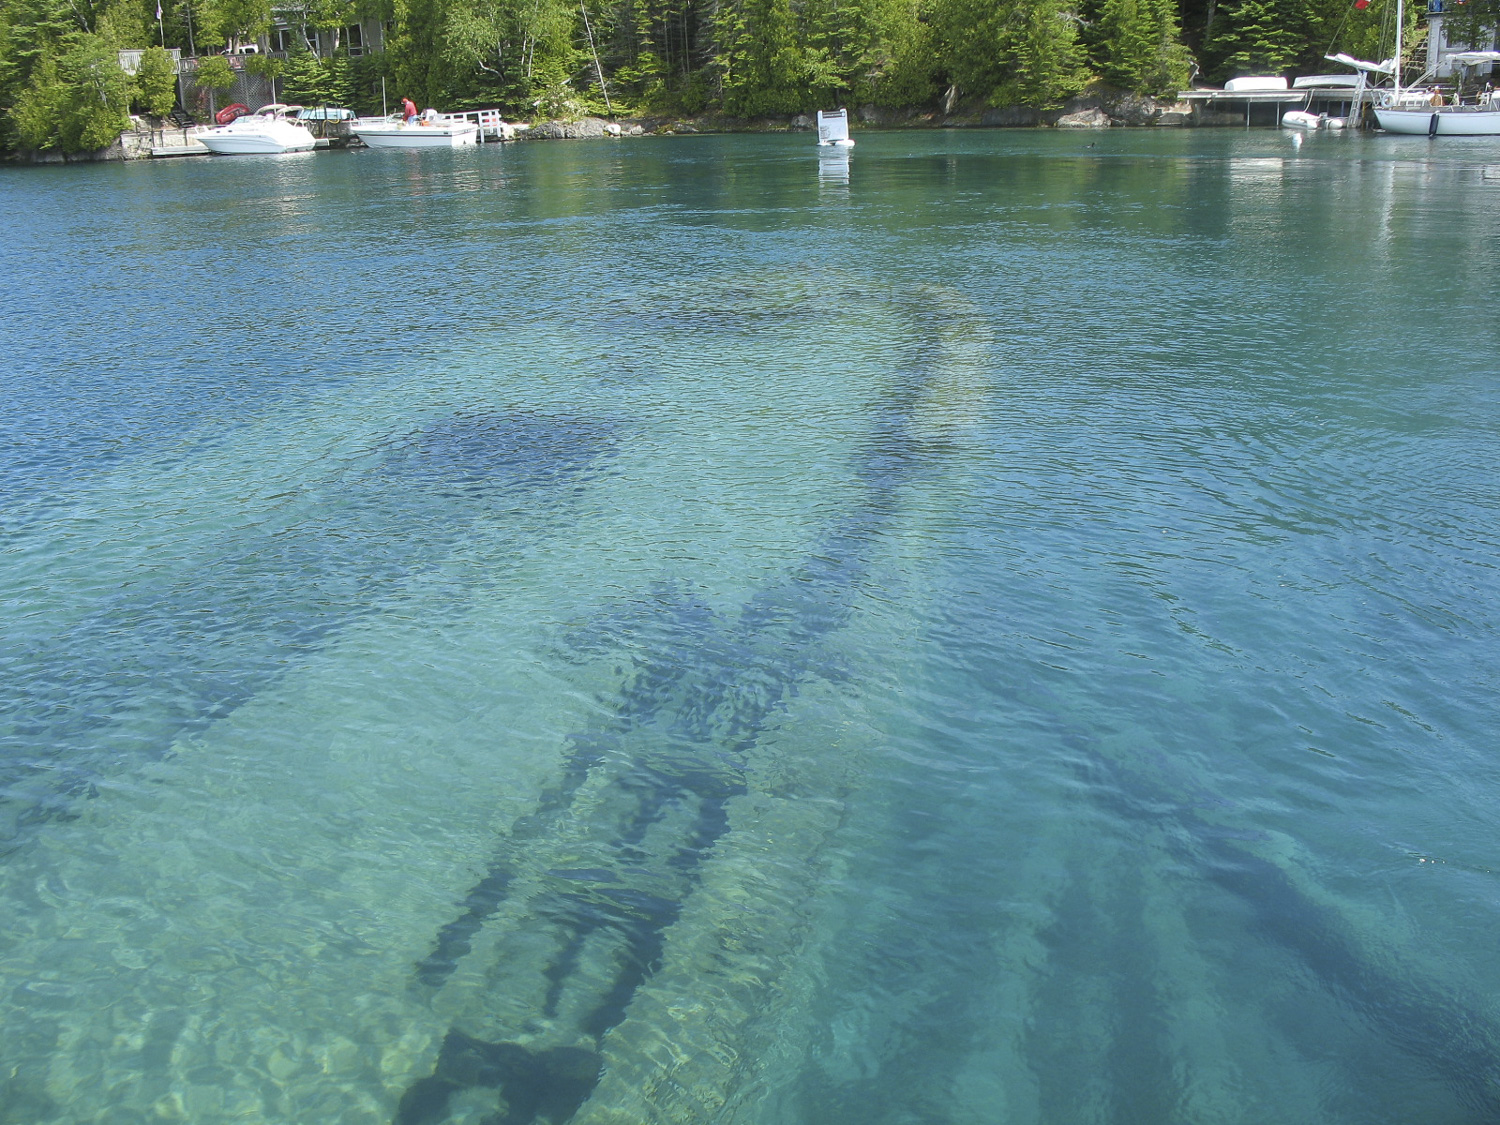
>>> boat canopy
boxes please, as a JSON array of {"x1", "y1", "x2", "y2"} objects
[
  {"x1": 1225, "y1": 76, "x2": 1289, "y2": 91},
  {"x1": 1325, "y1": 52, "x2": 1395, "y2": 74},
  {"x1": 1446, "y1": 51, "x2": 1500, "y2": 67}
]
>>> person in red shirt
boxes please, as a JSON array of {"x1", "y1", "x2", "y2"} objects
[{"x1": 401, "y1": 97, "x2": 417, "y2": 124}]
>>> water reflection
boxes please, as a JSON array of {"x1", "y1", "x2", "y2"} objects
[{"x1": 818, "y1": 149, "x2": 850, "y2": 190}]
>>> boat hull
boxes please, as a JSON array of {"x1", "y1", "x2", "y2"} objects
[
  {"x1": 1375, "y1": 106, "x2": 1500, "y2": 135},
  {"x1": 198, "y1": 138, "x2": 315, "y2": 155},
  {"x1": 1281, "y1": 110, "x2": 1321, "y2": 130},
  {"x1": 355, "y1": 124, "x2": 479, "y2": 149}
]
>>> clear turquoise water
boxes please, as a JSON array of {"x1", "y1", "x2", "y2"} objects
[{"x1": 2, "y1": 127, "x2": 1500, "y2": 1124}]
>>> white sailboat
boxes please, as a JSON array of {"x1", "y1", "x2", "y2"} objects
[
  {"x1": 1352, "y1": 0, "x2": 1500, "y2": 135},
  {"x1": 1374, "y1": 50, "x2": 1500, "y2": 133}
]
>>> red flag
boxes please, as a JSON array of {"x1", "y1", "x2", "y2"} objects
[{"x1": 1354, "y1": 0, "x2": 1369, "y2": 8}]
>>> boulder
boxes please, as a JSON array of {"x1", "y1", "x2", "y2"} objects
[
  {"x1": 1156, "y1": 110, "x2": 1192, "y2": 126},
  {"x1": 1056, "y1": 108, "x2": 1111, "y2": 128},
  {"x1": 567, "y1": 116, "x2": 610, "y2": 138},
  {"x1": 790, "y1": 114, "x2": 814, "y2": 130}
]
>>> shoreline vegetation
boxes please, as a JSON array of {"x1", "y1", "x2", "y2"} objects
[
  {"x1": 21, "y1": 86, "x2": 1211, "y2": 164},
  {"x1": 3, "y1": 0, "x2": 1477, "y2": 164}
]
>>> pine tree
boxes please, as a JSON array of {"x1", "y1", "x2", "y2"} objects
[
  {"x1": 56, "y1": 31, "x2": 131, "y2": 148},
  {"x1": 1204, "y1": 0, "x2": 1301, "y2": 77},
  {"x1": 281, "y1": 46, "x2": 331, "y2": 101},
  {"x1": 713, "y1": 0, "x2": 810, "y2": 114},
  {"x1": 1097, "y1": 0, "x2": 1192, "y2": 93},
  {"x1": 997, "y1": 0, "x2": 1088, "y2": 106},
  {"x1": 132, "y1": 42, "x2": 177, "y2": 114}
]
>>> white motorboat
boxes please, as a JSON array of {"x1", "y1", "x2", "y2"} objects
[
  {"x1": 197, "y1": 104, "x2": 316, "y2": 155},
  {"x1": 816, "y1": 108, "x2": 854, "y2": 148},
  {"x1": 353, "y1": 112, "x2": 480, "y2": 149}
]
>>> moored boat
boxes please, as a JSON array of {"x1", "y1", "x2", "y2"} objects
[
  {"x1": 353, "y1": 112, "x2": 480, "y2": 149},
  {"x1": 197, "y1": 104, "x2": 316, "y2": 155},
  {"x1": 1365, "y1": 0, "x2": 1500, "y2": 137},
  {"x1": 1374, "y1": 66, "x2": 1500, "y2": 134}
]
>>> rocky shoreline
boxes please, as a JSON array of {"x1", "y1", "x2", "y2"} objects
[{"x1": 524, "y1": 88, "x2": 1198, "y2": 141}]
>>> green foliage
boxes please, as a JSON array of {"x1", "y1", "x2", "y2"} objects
[
  {"x1": 1203, "y1": 0, "x2": 1303, "y2": 77},
  {"x1": 0, "y1": 0, "x2": 1416, "y2": 151},
  {"x1": 996, "y1": 0, "x2": 1089, "y2": 106},
  {"x1": 11, "y1": 49, "x2": 66, "y2": 146},
  {"x1": 280, "y1": 50, "x2": 357, "y2": 106},
  {"x1": 715, "y1": 0, "x2": 825, "y2": 114},
  {"x1": 59, "y1": 33, "x2": 131, "y2": 146},
  {"x1": 933, "y1": 0, "x2": 1088, "y2": 107},
  {"x1": 280, "y1": 46, "x2": 329, "y2": 99},
  {"x1": 1443, "y1": 0, "x2": 1498, "y2": 60},
  {"x1": 193, "y1": 51, "x2": 234, "y2": 86},
  {"x1": 347, "y1": 48, "x2": 392, "y2": 113},
  {"x1": 197, "y1": 0, "x2": 270, "y2": 48},
  {"x1": 12, "y1": 32, "x2": 131, "y2": 150},
  {"x1": 132, "y1": 42, "x2": 177, "y2": 114},
  {"x1": 1096, "y1": 0, "x2": 1192, "y2": 93},
  {"x1": 856, "y1": 0, "x2": 937, "y2": 107}
]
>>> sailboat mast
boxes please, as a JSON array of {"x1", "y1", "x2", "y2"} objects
[{"x1": 1393, "y1": 0, "x2": 1403, "y2": 93}]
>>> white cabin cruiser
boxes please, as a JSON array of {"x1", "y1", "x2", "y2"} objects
[
  {"x1": 197, "y1": 104, "x2": 316, "y2": 155},
  {"x1": 353, "y1": 111, "x2": 480, "y2": 149}
]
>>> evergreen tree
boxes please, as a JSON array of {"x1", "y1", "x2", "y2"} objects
[
  {"x1": 1204, "y1": 0, "x2": 1302, "y2": 76},
  {"x1": 57, "y1": 32, "x2": 131, "y2": 146},
  {"x1": 714, "y1": 0, "x2": 815, "y2": 114},
  {"x1": 997, "y1": 0, "x2": 1088, "y2": 106},
  {"x1": 132, "y1": 43, "x2": 177, "y2": 115},
  {"x1": 11, "y1": 48, "x2": 67, "y2": 146},
  {"x1": 1096, "y1": 0, "x2": 1191, "y2": 93},
  {"x1": 13, "y1": 31, "x2": 131, "y2": 150},
  {"x1": 280, "y1": 45, "x2": 331, "y2": 99},
  {"x1": 933, "y1": 0, "x2": 1087, "y2": 107}
]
